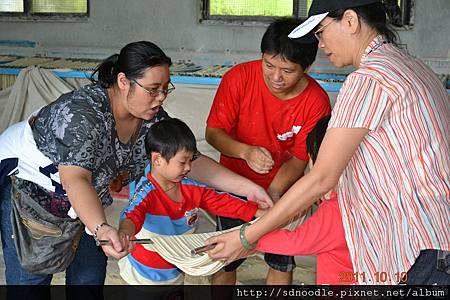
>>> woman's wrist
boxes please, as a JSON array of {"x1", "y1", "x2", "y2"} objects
[
  {"x1": 246, "y1": 220, "x2": 265, "y2": 244},
  {"x1": 93, "y1": 222, "x2": 111, "y2": 245},
  {"x1": 239, "y1": 223, "x2": 257, "y2": 250}
]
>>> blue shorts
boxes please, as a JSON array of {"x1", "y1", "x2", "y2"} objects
[{"x1": 216, "y1": 214, "x2": 295, "y2": 273}]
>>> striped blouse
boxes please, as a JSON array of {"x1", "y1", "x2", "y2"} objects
[{"x1": 329, "y1": 35, "x2": 450, "y2": 285}]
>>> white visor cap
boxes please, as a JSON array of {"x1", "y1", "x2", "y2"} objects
[{"x1": 288, "y1": 12, "x2": 329, "y2": 39}]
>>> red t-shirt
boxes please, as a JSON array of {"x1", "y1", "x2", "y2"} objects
[
  {"x1": 256, "y1": 193, "x2": 354, "y2": 285},
  {"x1": 207, "y1": 60, "x2": 331, "y2": 189}
]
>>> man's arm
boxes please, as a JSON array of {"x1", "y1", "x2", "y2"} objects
[
  {"x1": 189, "y1": 154, "x2": 273, "y2": 208},
  {"x1": 205, "y1": 126, "x2": 274, "y2": 174},
  {"x1": 266, "y1": 156, "x2": 307, "y2": 202}
]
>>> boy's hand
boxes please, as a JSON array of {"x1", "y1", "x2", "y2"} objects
[
  {"x1": 118, "y1": 218, "x2": 136, "y2": 253},
  {"x1": 118, "y1": 230, "x2": 134, "y2": 253}
]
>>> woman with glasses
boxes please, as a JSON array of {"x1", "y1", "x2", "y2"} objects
[
  {"x1": 0, "y1": 41, "x2": 272, "y2": 288},
  {"x1": 207, "y1": 0, "x2": 450, "y2": 285}
]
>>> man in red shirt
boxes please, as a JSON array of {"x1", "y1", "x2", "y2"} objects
[{"x1": 206, "y1": 18, "x2": 331, "y2": 285}]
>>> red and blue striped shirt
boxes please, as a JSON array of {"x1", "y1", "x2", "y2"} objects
[{"x1": 119, "y1": 172, "x2": 257, "y2": 285}]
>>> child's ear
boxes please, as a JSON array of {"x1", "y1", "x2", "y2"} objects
[{"x1": 151, "y1": 152, "x2": 162, "y2": 166}]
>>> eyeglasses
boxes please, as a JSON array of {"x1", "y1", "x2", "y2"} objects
[
  {"x1": 132, "y1": 79, "x2": 175, "y2": 97},
  {"x1": 314, "y1": 19, "x2": 336, "y2": 41}
]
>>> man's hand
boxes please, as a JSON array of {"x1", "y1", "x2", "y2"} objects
[
  {"x1": 243, "y1": 183, "x2": 274, "y2": 209},
  {"x1": 242, "y1": 146, "x2": 274, "y2": 174}
]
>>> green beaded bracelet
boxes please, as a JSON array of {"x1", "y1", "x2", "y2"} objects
[{"x1": 239, "y1": 223, "x2": 257, "y2": 250}]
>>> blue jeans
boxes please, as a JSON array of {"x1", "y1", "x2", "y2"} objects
[
  {"x1": 0, "y1": 179, "x2": 108, "y2": 285},
  {"x1": 405, "y1": 249, "x2": 450, "y2": 285}
]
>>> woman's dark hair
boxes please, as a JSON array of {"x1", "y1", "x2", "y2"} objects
[
  {"x1": 91, "y1": 41, "x2": 172, "y2": 88},
  {"x1": 145, "y1": 118, "x2": 197, "y2": 161},
  {"x1": 328, "y1": 0, "x2": 402, "y2": 44},
  {"x1": 261, "y1": 18, "x2": 319, "y2": 70},
  {"x1": 306, "y1": 115, "x2": 331, "y2": 164}
]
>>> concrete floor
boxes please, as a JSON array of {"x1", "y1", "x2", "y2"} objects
[{"x1": 0, "y1": 197, "x2": 316, "y2": 285}]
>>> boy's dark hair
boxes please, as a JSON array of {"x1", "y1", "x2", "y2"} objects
[
  {"x1": 261, "y1": 18, "x2": 318, "y2": 70},
  {"x1": 306, "y1": 115, "x2": 331, "y2": 163},
  {"x1": 145, "y1": 118, "x2": 197, "y2": 161}
]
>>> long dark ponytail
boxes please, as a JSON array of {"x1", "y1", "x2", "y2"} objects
[
  {"x1": 328, "y1": 0, "x2": 402, "y2": 45},
  {"x1": 91, "y1": 41, "x2": 172, "y2": 88}
]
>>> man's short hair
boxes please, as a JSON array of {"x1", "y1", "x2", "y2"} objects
[
  {"x1": 145, "y1": 118, "x2": 197, "y2": 161},
  {"x1": 261, "y1": 18, "x2": 319, "y2": 70}
]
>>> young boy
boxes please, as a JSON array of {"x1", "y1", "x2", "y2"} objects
[
  {"x1": 255, "y1": 116, "x2": 354, "y2": 285},
  {"x1": 118, "y1": 118, "x2": 265, "y2": 285}
]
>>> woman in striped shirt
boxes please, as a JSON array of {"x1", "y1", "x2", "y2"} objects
[{"x1": 207, "y1": 0, "x2": 450, "y2": 285}]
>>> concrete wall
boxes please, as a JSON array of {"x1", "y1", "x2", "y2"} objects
[
  {"x1": 0, "y1": 0, "x2": 449, "y2": 72},
  {"x1": 400, "y1": 0, "x2": 450, "y2": 59}
]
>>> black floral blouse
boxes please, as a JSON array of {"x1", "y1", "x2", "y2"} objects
[{"x1": 23, "y1": 83, "x2": 169, "y2": 217}]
